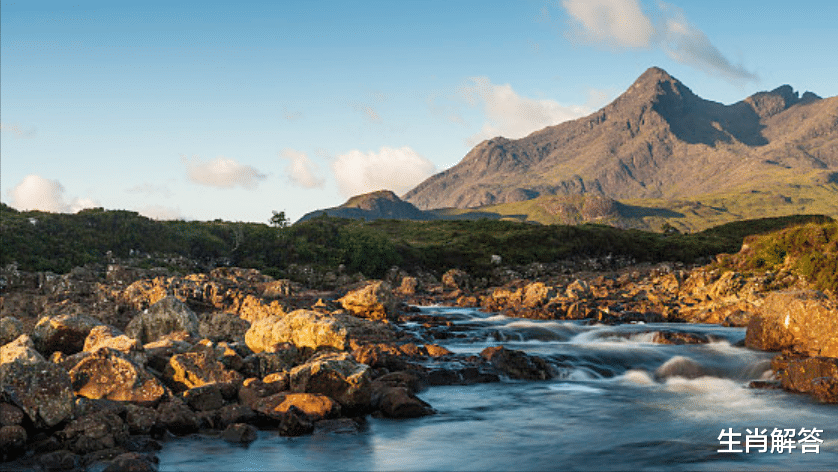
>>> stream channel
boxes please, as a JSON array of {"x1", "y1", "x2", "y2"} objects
[{"x1": 159, "y1": 306, "x2": 838, "y2": 471}]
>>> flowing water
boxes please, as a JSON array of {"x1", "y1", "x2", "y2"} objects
[{"x1": 159, "y1": 307, "x2": 838, "y2": 471}]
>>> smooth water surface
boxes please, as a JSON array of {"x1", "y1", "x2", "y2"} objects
[{"x1": 160, "y1": 307, "x2": 838, "y2": 471}]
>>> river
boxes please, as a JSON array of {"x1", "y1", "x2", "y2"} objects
[{"x1": 159, "y1": 306, "x2": 838, "y2": 471}]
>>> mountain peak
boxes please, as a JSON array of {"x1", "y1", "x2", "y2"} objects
[{"x1": 296, "y1": 189, "x2": 432, "y2": 223}]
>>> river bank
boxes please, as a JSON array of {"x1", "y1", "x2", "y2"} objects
[{"x1": 1, "y1": 252, "x2": 836, "y2": 470}]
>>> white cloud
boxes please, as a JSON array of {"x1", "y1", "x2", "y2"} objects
[
  {"x1": 562, "y1": 0, "x2": 654, "y2": 48},
  {"x1": 183, "y1": 155, "x2": 267, "y2": 189},
  {"x1": 137, "y1": 205, "x2": 182, "y2": 221},
  {"x1": 460, "y1": 77, "x2": 590, "y2": 145},
  {"x1": 560, "y1": 0, "x2": 757, "y2": 82},
  {"x1": 279, "y1": 149, "x2": 325, "y2": 188},
  {"x1": 332, "y1": 146, "x2": 437, "y2": 197},
  {"x1": 7, "y1": 174, "x2": 98, "y2": 213}
]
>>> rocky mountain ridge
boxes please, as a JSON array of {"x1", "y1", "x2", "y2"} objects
[{"x1": 403, "y1": 67, "x2": 838, "y2": 210}]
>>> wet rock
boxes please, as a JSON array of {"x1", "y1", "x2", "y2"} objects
[
  {"x1": 480, "y1": 346, "x2": 553, "y2": 381},
  {"x1": 442, "y1": 269, "x2": 470, "y2": 291},
  {"x1": 771, "y1": 354, "x2": 838, "y2": 394},
  {"x1": 222, "y1": 423, "x2": 258, "y2": 444},
  {"x1": 102, "y1": 452, "x2": 158, "y2": 472},
  {"x1": 313, "y1": 417, "x2": 363, "y2": 435},
  {"x1": 83, "y1": 325, "x2": 146, "y2": 366},
  {"x1": 747, "y1": 380, "x2": 782, "y2": 390},
  {"x1": 649, "y1": 331, "x2": 712, "y2": 345},
  {"x1": 156, "y1": 398, "x2": 199, "y2": 435},
  {"x1": 32, "y1": 313, "x2": 104, "y2": 355},
  {"x1": 746, "y1": 290, "x2": 838, "y2": 356},
  {"x1": 290, "y1": 351, "x2": 372, "y2": 412},
  {"x1": 277, "y1": 405, "x2": 314, "y2": 437},
  {"x1": 338, "y1": 281, "x2": 397, "y2": 321},
  {"x1": 0, "y1": 358, "x2": 74, "y2": 428},
  {"x1": 371, "y1": 371, "x2": 425, "y2": 394},
  {"x1": 215, "y1": 404, "x2": 257, "y2": 429},
  {"x1": 0, "y1": 316, "x2": 24, "y2": 346},
  {"x1": 0, "y1": 402, "x2": 25, "y2": 426},
  {"x1": 253, "y1": 392, "x2": 341, "y2": 422},
  {"x1": 812, "y1": 377, "x2": 838, "y2": 403},
  {"x1": 57, "y1": 411, "x2": 128, "y2": 454},
  {"x1": 245, "y1": 309, "x2": 393, "y2": 353},
  {"x1": 237, "y1": 378, "x2": 284, "y2": 410},
  {"x1": 37, "y1": 449, "x2": 81, "y2": 472},
  {"x1": 425, "y1": 344, "x2": 452, "y2": 357},
  {"x1": 124, "y1": 404, "x2": 158, "y2": 435},
  {"x1": 351, "y1": 343, "x2": 408, "y2": 372},
  {"x1": 162, "y1": 350, "x2": 243, "y2": 393},
  {"x1": 125, "y1": 296, "x2": 200, "y2": 344},
  {"x1": 69, "y1": 348, "x2": 168, "y2": 407},
  {"x1": 374, "y1": 387, "x2": 435, "y2": 418},
  {"x1": 182, "y1": 384, "x2": 225, "y2": 412},
  {"x1": 1, "y1": 334, "x2": 47, "y2": 365},
  {"x1": 0, "y1": 425, "x2": 27, "y2": 460}
]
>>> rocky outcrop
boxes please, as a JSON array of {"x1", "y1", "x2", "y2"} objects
[
  {"x1": 0, "y1": 359, "x2": 75, "y2": 428},
  {"x1": 480, "y1": 346, "x2": 553, "y2": 381},
  {"x1": 253, "y1": 392, "x2": 341, "y2": 422},
  {"x1": 32, "y1": 313, "x2": 104, "y2": 355},
  {"x1": 290, "y1": 351, "x2": 372, "y2": 412},
  {"x1": 772, "y1": 354, "x2": 838, "y2": 403},
  {"x1": 68, "y1": 348, "x2": 169, "y2": 407},
  {"x1": 1, "y1": 334, "x2": 46, "y2": 365},
  {"x1": 162, "y1": 350, "x2": 243, "y2": 393},
  {"x1": 83, "y1": 325, "x2": 146, "y2": 365},
  {"x1": 245, "y1": 309, "x2": 394, "y2": 353},
  {"x1": 125, "y1": 296, "x2": 200, "y2": 344},
  {"x1": 338, "y1": 281, "x2": 397, "y2": 321},
  {"x1": 746, "y1": 290, "x2": 838, "y2": 356}
]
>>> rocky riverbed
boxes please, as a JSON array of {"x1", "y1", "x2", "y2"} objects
[{"x1": 1, "y1": 255, "x2": 836, "y2": 471}]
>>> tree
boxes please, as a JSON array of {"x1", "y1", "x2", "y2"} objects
[{"x1": 270, "y1": 210, "x2": 290, "y2": 228}]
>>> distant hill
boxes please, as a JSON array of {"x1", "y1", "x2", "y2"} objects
[
  {"x1": 296, "y1": 190, "x2": 434, "y2": 223},
  {"x1": 403, "y1": 67, "x2": 838, "y2": 214}
]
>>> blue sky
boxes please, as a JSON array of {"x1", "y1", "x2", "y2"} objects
[{"x1": 2, "y1": 0, "x2": 837, "y2": 223}]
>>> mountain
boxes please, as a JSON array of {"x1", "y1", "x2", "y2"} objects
[
  {"x1": 403, "y1": 67, "x2": 838, "y2": 211},
  {"x1": 296, "y1": 190, "x2": 434, "y2": 223}
]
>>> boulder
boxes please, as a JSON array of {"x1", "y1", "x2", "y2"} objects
[
  {"x1": 338, "y1": 281, "x2": 397, "y2": 321},
  {"x1": 198, "y1": 312, "x2": 251, "y2": 343},
  {"x1": 351, "y1": 343, "x2": 408, "y2": 372},
  {"x1": 441, "y1": 269, "x2": 470, "y2": 291},
  {"x1": 746, "y1": 291, "x2": 838, "y2": 356},
  {"x1": 277, "y1": 405, "x2": 314, "y2": 437},
  {"x1": 1, "y1": 334, "x2": 46, "y2": 365},
  {"x1": 156, "y1": 398, "x2": 199, "y2": 435},
  {"x1": 215, "y1": 404, "x2": 258, "y2": 429},
  {"x1": 0, "y1": 359, "x2": 75, "y2": 428},
  {"x1": 32, "y1": 313, "x2": 104, "y2": 355},
  {"x1": 290, "y1": 351, "x2": 372, "y2": 412},
  {"x1": 253, "y1": 392, "x2": 341, "y2": 422},
  {"x1": 83, "y1": 325, "x2": 146, "y2": 366},
  {"x1": 162, "y1": 350, "x2": 243, "y2": 393},
  {"x1": 771, "y1": 354, "x2": 838, "y2": 394},
  {"x1": 125, "y1": 296, "x2": 200, "y2": 344},
  {"x1": 648, "y1": 331, "x2": 712, "y2": 345},
  {"x1": 68, "y1": 348, "x2": 168, "y2": 407},
  {"x1": 222, "y1": 423, "x2": 258, "y2": 444},
  {"x1": 0, "y1": 317, "x2": 24, "y2": 346},
  {"x1": 57, "y1": 410, "x2": 128, "y2": 454},
  {"x1": 374, "y1": 387, "x2": 435, "y2": 418},
  {"x1": 124, "y1": 404, "x2": 158, "y2": 435},
  {"x1": 0, "y1": 402, "x2": 25, "y2": 426},
  {"x1": 522, "y1": 282, "x2": 557, "y2": 308},
  {"x1": 0, "y1": 425, "x2": 27, "y2": 461},
  {"x1": 37, "y1": 450, "x2": 82, "y2": 472},
  {"x1": 396, "y1": 276, "x2": 420, "y2": 296},
  {"x1": 245, "y1": 309, "x2": 393, "y2": 353},
  {"x1": 102, "y1": 452, "x2": 158, "y2": 472},
  {"x1": 182, "y1": 384, "x2": 225, "y2": 412},
  {"x1": 237, "y1": 378, "x2": 285, "y2": 410},
  {"x1": 261, "y1": 279, "x2": 293, "y2": 299},
  {"x1": 480, "y1": 345, "x2": 553, "y2": 381}
]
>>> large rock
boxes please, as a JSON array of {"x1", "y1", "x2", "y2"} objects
[
  {"x1": 0, "y1": 317, "x2": 24, "y2": 346},
  {"x1": 68, "y1": 348, "x2": 169, "y2": 407},
  {"x1": 1, "y1": 334, "x2": 46, "y2": 365},
  {"x1": 374, "y1": 387, "x2": 435, "y2": 418},
  {"x1": 0, "y1": 425, "x2": 27, "y2": 461},
  {"x1": 162, "y1": 350, "x2": 243, "y2": 393},
  {"x1": 290, "y1": 351, "x2": 372, "y2": 412},
  {"x1": 125, "y1": 296, "x2": 200, "y2": 344},
  {"x1": 253, "y1": 392, "x2": 341, "y2": 422},
  {"x1": 745, "y1": 291, "x2": 838, "y2": 356},
  {"x1": 32, "y1": 313, "x2": 104, "y2": 355},
  {"x1": 338, "y1": 281, "x2": 397, "y2": 321},
  {"x1": 771, "y1": 354, "x2": 838, "y2": 396},
  {"x1": 245, "y1": 309, "x2": 393, "y2": 353},
  {"x1": 480, "y1": 345, "x2": 553, "y2": 380},
  {"x1": 156, "y1": 398, "x2": 199, "y2": 435},
  {"x1": 198, "y1": 312, "x2": 251, "y2": 343},
  {"x1": 441, "y1": 269, "x2": 470, "y2": 291},
  {"x1": 0, "y1": 359, "x2": 75, "y2": 428},
  {"x1": 57, "y1": 410, "x2": 129, "y2": 454},
  {"x1": 83, "y1": 325, "x2": 146, "y2": 366}
]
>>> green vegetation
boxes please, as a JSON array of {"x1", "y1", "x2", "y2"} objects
[
  {"x1": 1, "y1": 202, "x2": 833, "y2": 284},
  {"x1": 716, "y1": 220, "x2": 838, "y2": 295}
]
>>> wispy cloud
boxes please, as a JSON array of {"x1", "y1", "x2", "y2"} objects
[
  {"x1": 0, "y1": 122, "x2": 38, "y2": 139},
  {"x1": 279, "y1": 149, "x2": 325, "y2": 188},
  {"x1": 332, "y1": 146, "x2": 437, "y2": 197},
  {"x1": 182, "y1": 155, "x2": 267, "y2": 189},
  {"x1": 560, "y1": 0, "x2": 757, "y2": 82},
  {"x1": 7, "y1": 175, "x2": 98, "y2": 213},
  {"x1": 459, "y1": 77, "x2": 590, "y2": 145}
]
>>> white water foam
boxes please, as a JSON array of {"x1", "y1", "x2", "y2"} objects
[
  {"x1": 618, "y1": 369, "x2": 657, "y2": 386},
  {"x1": 548, "y1": 383, "x2": 604, "y2": 394}
]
